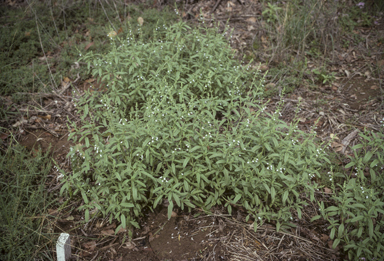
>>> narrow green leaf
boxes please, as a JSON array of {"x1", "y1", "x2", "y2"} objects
[
  {"x1": 253, "y1": 221, "x2": 258, "y2": 232},
  {"x1": 81, "y1": 191, "x2": 89, "y2": 204},
  {"x1": 173, "y1": 194, "x2": 181, "y2": 207},
  {"x1": 363, "y1": 151, "x2": 373, "y2": 163},
  {"x1": 272, "y1": 137, "x2": 278, "y2": 148},
  {"x1": 121, "y1": 203, "x2": 134, "y2": 208},
  {"x1": 338, "y1": 223, "x2": 344, "y2": 237},
  {"x1": 130, "y1": 220, "x2": 140, "y2": 229},
  {"x1": 172, "y1": 163, "x2": 176, "y2": 174},
  {"x1": 282, "y1": 190, "x2": 288, "y2": 205},
  {"x1": 233, "y1": 194, "x2": 241, "y2": 204},
  {"x1": 284, "y1": 153, "x2": 289, "y2": 163},
  {"x1": 263, "y1": 183, "x2": 271, "y2": 193},
  {"x1": 345, "y1": 162, "x2": 355, "y2": 169},
  {"x1": 190, "y1": 146, "x2": 201, "y2": 152},
  {"x1": 352, "y1": 144, "x2": 363, "y2": 150},
  {"x1": 132, "y1": 185, "x2": 137, "y2": 200},
  {"x1": 350, "y1": 216, "x2": 364, "y2": 222},
  {"x1": 368, "y1": 218, "x2": 373, "y2": 238},
  {"x1": 271, "y1": 187, "x2": 276, "y2": 201},
  {"x1": 154, "y1": 196, "x2": 162, "y2": 209},
  {"x1": 370, "y1": 159, "x2": 379, "y2": 168},
  {"x1": 168, "y1": 201, "x2": 174, "y2": 219},
  {"x1": 183, "y1": 157, "x2": 190, "y2": 168},
  {"x1": 326, "y1": 206, "x2": 339, "y2": 212},
  {"x1": 276, "y1": 221, "x2": 281, "y2": 232},
  {"x1": 330, "y1": 228, "x2": 335, "y2": 239},
  {"x1": 227, "y1": 204, "x2": 232, "y2": 215},
  {"x1": 85, "y1": 209, "x2": 90, "y2": 222},
  {"x1": 115, "y1": 224, "x2": 122, "y2": 235},
  {"x1": 155, "y1": 162, "x2": 163, "y2": 174},
  {"x1": 310, "y1": 215, "x2": 322, "y2": 222},
  {"x1": 332, "y1": 238, "x2": 340, "y2": 249},
  {"x1": 297, "y1": 207, "x2": 302, "y2": 219},
  {"x1": 121, "y1": 214, "x2": 126, "y2": 229},
  {"x1": 85, "y1": 104, "x2": 89, "y2": 116}
]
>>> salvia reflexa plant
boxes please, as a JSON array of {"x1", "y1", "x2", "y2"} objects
[{"x1": 61, "y1": 21, "x2": 330, "y2": 241}]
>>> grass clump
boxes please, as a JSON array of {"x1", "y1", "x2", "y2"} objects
[
  {"x1": 0, "y1": 141, "x2": 55, "y2": 260},
  {"x1": 60, "y1": 20, "x2": 331, "y2": 237}
]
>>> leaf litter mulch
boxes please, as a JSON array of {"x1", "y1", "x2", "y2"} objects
[{"x1": 1, "y1": 0, "x2": 383, "y2": 260}]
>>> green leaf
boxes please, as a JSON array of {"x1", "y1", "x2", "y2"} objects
[
  {"x1": 85, "y1": 137, "x2": 89, "y2": 147},
  {"x1": 276, "y1": 221, "x2": 281, "y2": 232},
  {"x1": 351, "y1": 203, "x2": 366, "y2": 210},
  {"x1": 325, "y1": 206, "x2": 339, "y2": 212},
  {"x1": 85, "y1": 209, "x2": 90, "y2": 222},
  {"x1": 345, "y1": 162, "x2": 355, "y2": 169},
  {"x1": 183, "y1": 157, "x2": 190, "y2": 168},
  {"x1": 282, "y1": 190, "x2": 289, "y2": 205},
  {"x1": 264, "y1": 143, "x2": 272, "y2": 151},
  {"x1": 272, "y1": 137, "x2": 278, "y2": 148},
  {"x1": 227, "y1": 204, "x2": 232, "y2": 215},
  {"x1": 132, "y1": 185, "x2": 137, "y2": 200},
  {"x1": 81, "y1": 191, "x2": 89, "y2": 204},
  {"x1": 350, "y1": 216, "x2": 364, "y2": 222},
  {"x1": 130, "y1": 220, "x2": 140, "y2": 229},
  {"x1": 363, "y1": 151, "x2": 373, "y2": 163},
  {"x1": 370, "y1": 169, "x2": 377, "y2": 181},
  {"x1": 173, "y1": 194, "x2": 181, "y2": 207},
  {"x1": 172, "y1": 163, "x2": 176, "y2": 174},
  {"x1": 121, "y1": 203, "x2": 134, "y2": 208},
  {"x1": 357, "y1": 227, "x2": 363, "y2": 237},
  {"x1": 284, "y1": 153, "x2": 289, "y2": 163},
  {"x1": 84, "y1": 104, "x2": 89, "y2": 118},
  {"x1": 154, "y1": 196, "x2": 162, "y2": 209},
  {"x1": 338, "y1": 223, "x2": 344, "y2": 237},
  {"x1": 332, "y1": 238, "x2": 340, "y2": 249},
  {"x1": 271, "y1": 187, "x2": 276, "y2": 201},
  {"x1": 155, "y1": 162, "x2": 163, "y2": 174},
  {"x1": 121, "y1": 213, "x2": 126, "y2": 228},
  {"x1": 368, "y1": 218, "x2": 373, "y2": 238},
  {"x1": 352, "y1": 144, "x2": 364, "y2": 150},
  {"x1": 168, "y1": 201, "x2": 174, "y2": 219},
  {"x1": 142, "y1": 137, "x2": 151, "y2": 147},
  {"x1": 190, "y1": 146, "x2": 201, "y2": 152},
  {"x1": 370, "y1": 159, "x2": 379, "y2": 168},
  {"x1": 310, "y1": 215, "x2": 322, "y2": 222},
  {"x1": 115, "y1": 172, "x2": 122, "y2": 181},
  {"x1": 330, "y1": 228, "x2": 335, "y2": 239},
  {"x1": 115, "y1": 224, "x2": 122, "y2": 235},
  {"x1": 263, "y1": 183, "x2": 271, "y2": 193},
  {"x1": 233, "y1": 194, "x2": 241, "y2": 204}
]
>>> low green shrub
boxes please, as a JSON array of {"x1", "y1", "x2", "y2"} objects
[
  {"x1": 60, "y1": 20, "x2": 331, "y2": 236},
  {"x1": 313, "y1": 130, "x2": 384, "y2": 260}
]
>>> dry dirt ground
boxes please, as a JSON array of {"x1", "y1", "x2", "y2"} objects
[{"x1": 1, "y1": 0, "x2": 383, "y2": 260}]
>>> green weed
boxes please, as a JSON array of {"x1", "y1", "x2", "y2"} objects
[
  {"x1": 60, "y1": 20, "x2": 331, "y2": 237},
  {"x1": 313, "y1": 130, "x2": 384, "y2": 260}
]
